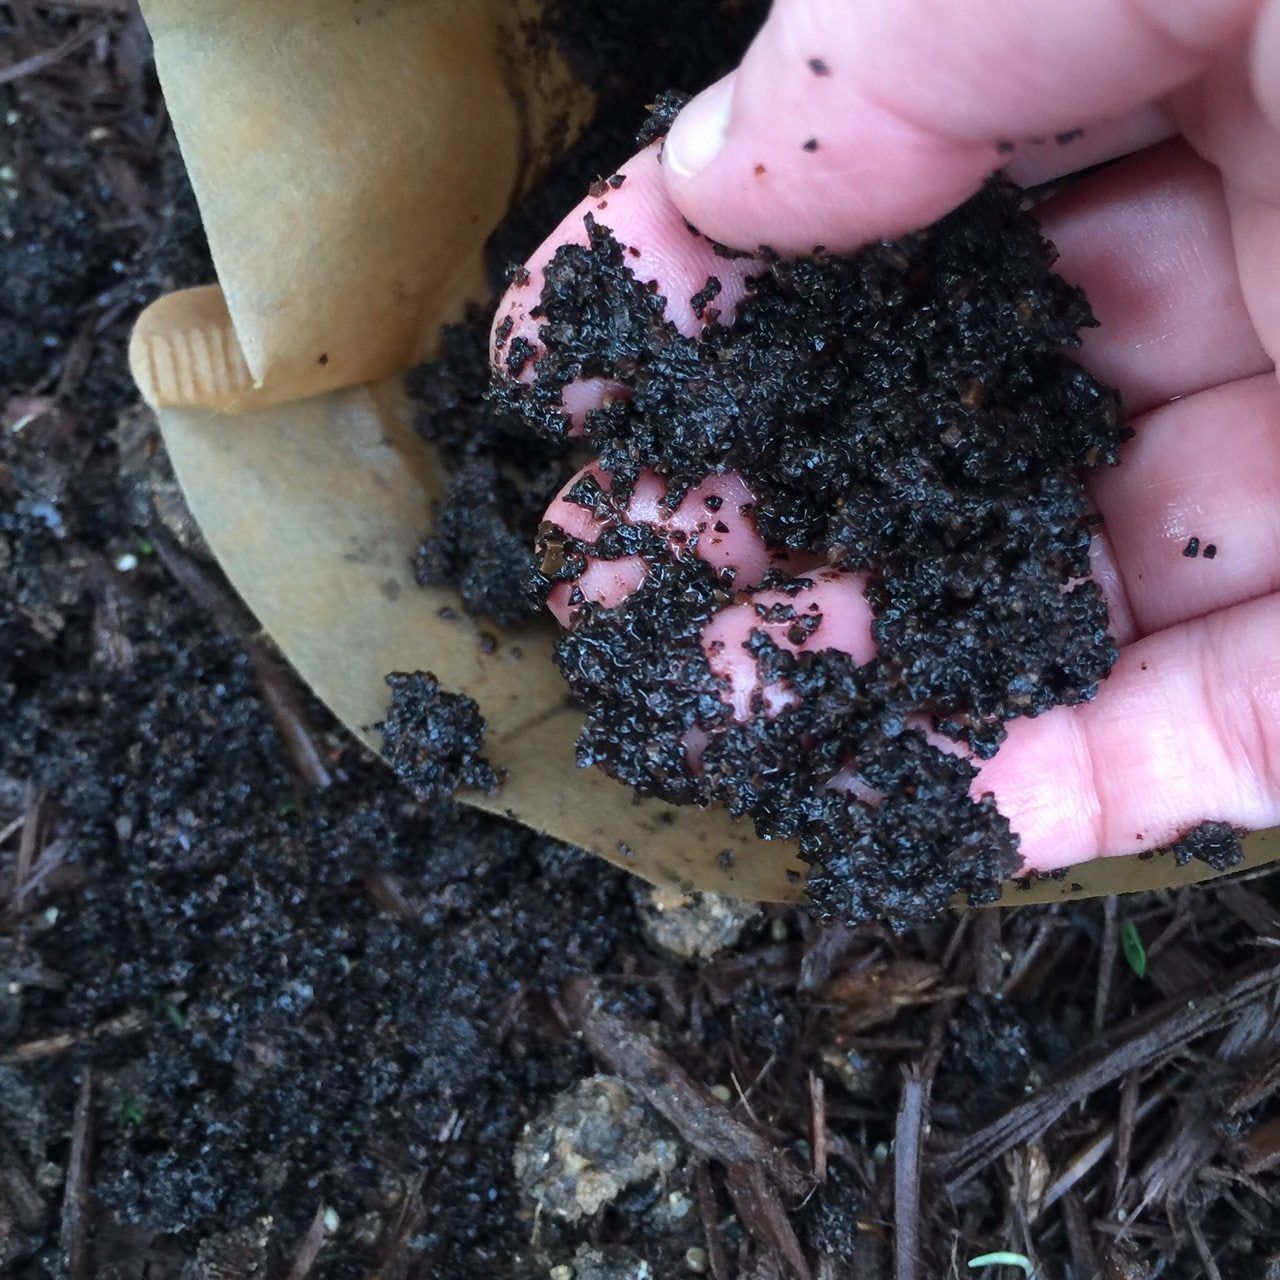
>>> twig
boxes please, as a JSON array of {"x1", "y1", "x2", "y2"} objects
[
  {"x1": 938, "y1": 958, "x2": 1280, "y2": 1191},
  {"x1": 1037, "y1": 1083, "x2": 1171, "y2": 1212},
  {"x1": 14, "y1": 785, "x2": 42, "y2": 898},
  {"x1": 0, "y1": 19, "x2": 106, "y2": 86},
  {"x1": 284, "y1": 1205, "x2": 329, "y2": 1280},
  {"x1": 561, "y1": 977, "x2": 809, "y2": 1199},
  {"x1": 1000, "y1": 917, "x2": 1058, "y2": 997},
  {"x1": 693, "y1": 1162, "x2": 730, "y2": 1280},
  {"x1": 939, "y1": 912, "x2": 971, "y2": 975},
  {"x1": 893, "y1": 1068, "x2": 930, "y2": 1280},
  {"x1": 1094, "y1": 896, "x2": 1119, "y2": 1033},
  {"x1": 1059, "y1": 1188, "x2": 1100, "y2": 1280},
  {"x1": 1186, "y1": 1210, "x2": 1224, "y2": 1280},
  {"x1": 1, "y1": 1008, "x2": 146, "y2": 1064},
  {"x1": 58, "y1": 1069, "x2": 94, "y2": 1280},
  {"x1": 972, "y1": 909, "x2": 1002, "y2": 995},
  {"x1": 809, "y1": 1072, "x2": 827, "y2": 1184},
  {"x1": 1111, "y1": 1070, "x2": 1141, "y2": 1213},
  {"x1": 14, "y1": 838, "x2": 67, "y2": 903},
  {"x1": 724, "y1": 1160, "x2": 812, "y2": 1280}
]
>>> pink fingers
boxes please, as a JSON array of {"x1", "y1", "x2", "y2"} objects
[
  {"x1": 541, "y1": 463, "x2": 802, "y2": 627},
  {"x1": 702, "y1": 570, "x2": 876, "y2": 721},
  {"x1": 1089, "y1": 373, "x2": 1280, "y2": 637},
  {"x1": 978, "y1": 591, "x2": 1280, "y2": 872},
  {"x1": 1041, "y1": 141, "x2": 1271, "y2": 416}
]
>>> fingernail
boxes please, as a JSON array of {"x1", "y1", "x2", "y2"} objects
[{"x1": 664, "y1": 75, "x2": 734, "y2": 179}]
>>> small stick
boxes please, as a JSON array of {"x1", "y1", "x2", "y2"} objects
[
  {"x1": 284, "y1": 1205, "x2": 330, "y2": 1280},
  {"x1": 939, "y1": 959, "x2": 1280, "y2": 1191},
  {"x1": 0, "y1": 19, "x2": 106, "y2": 87},
  {"x1": 809, "y1": 1072, "x2": 828, "y2": 1184},
  {"x1": 893, "y1": 1069, "x2": 929, "y2": 1280},
  {"x1": 153, "y1": 535, "x2": 332, "y2": 791},
  {"x1": 14, "y1": 785, "x2": 41, "y2": 898},
  {"x1": 693, "y1": 1162, "x2": 730, "y2": 1280},
  {"x1": 1094, "y1": 895, "x2": 1119, "y2": 1033},
  {"x1": 972, "y1": 909, "x2": 1002, "y2": 995},
  {"x1": 724, "y1": 1161, "x2": 812, "y2": 1280},
  {"x1": 1, "y1": 1008, "x2": 146, "y2": 1064},
  {"x1": 1111, "y1": 1069, "x2": 1141, "y2": 1212},
  {"x1": 59, "y1": 1068, "x2": 94, "y2": 1280}
]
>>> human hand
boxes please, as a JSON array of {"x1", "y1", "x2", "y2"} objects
[{"x1": 493, "y1": 0, "x2": 1280, "y2": 877}]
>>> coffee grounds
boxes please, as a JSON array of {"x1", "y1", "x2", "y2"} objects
[
  {"x1": 498, "y1": 118, "x2": 1127, "y2": 927},
  {"x1": 1168, "y1": 820, "x2": 1245, "y2": 872},
  {"x1": 410, "y1": 3, "x2": 767, "y2": 625},
  {"x1": 378, "y1": 671, "x2": 500, "y2": 806}
]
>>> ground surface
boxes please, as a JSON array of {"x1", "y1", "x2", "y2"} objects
[{"x1": 1, "y1": 4, "x2": 1278, "y2": 1279}]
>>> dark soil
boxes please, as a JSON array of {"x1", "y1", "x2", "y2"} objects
[{"x1": 2, "y1": 5, "x2": 1278, "y2": 1280}]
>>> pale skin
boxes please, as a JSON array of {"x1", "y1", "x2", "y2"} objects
[{"x1": 493, "y1": 0, "x2": 1280, "y2": 875}]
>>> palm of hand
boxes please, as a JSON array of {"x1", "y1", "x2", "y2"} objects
[{"x1": 494, "y1": 109, "x2": 1280, "y2": 875}]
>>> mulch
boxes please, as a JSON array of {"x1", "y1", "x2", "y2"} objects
[{"x1": 2, "y1": 4, "x2": 1277, "y2": 1277}]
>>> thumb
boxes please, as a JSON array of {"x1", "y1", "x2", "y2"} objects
[{"x1": 661, "y1": 0, "x2": 1257, "y2": 252}]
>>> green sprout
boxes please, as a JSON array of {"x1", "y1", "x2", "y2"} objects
[
  {"x1": 968, "y1": 1254, "x2": 1034, "y2": 1277},
  {"x1": 1121, "y1": 922, "x2": 1147, "y2": 978},
  {"x1": 118, "y1": 1097, "x2": 144, "y2": 1126}
]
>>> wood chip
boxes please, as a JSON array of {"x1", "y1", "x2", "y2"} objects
[
  {"x1": 938, "y1": 959, "x2": 1280, "y2": 1191},
  {"x1": 724, "y1": 1160, "x2": 811, "y2": 1280},
  {"x1": 893, "y1": 1069, "x2": 929, "y2": 1280},
  {"x1": 561, "y1": 976, "x2": 810, "y2": 1199}
]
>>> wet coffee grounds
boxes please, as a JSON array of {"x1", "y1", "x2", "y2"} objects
[
  {"x1": 497, "y1": 117, "x2": 1128, "y2": 928},
  {"x1": 1167, "y1": 820, "x2": 1246, "y2": 872},
  {"x1": 378, "y1": 671, "x2": 500, "y2": 805},
  {"x1": 410, "y1": 3, "x2": 766, "y2": 623}
]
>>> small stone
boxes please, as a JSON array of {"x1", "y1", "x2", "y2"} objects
[
  {"x1": 685, "y1": 1246, "x2": 709, "y2": 1273},
  {"x1": 645, "y1": 1185, "x2": 695, "y2": 1235},
  {"x1": 569, "y1": 1246, "x2": 653, "y2": 1280},
  {"x1": 115, "y1": 552, "x2": 138, "y2": 573},
  {"x1": 710, "y1": 1084, "x2": 733, "y2": 1103},
  {"x1": 667, "y1": 1191, "x2": 693, "y2": 1219},
  {"x1": 514, "y1": 1076, "x2": 679, "y2": 1222},
  {"x1": 322, "y1": 1207, "x2": 340, "y2": 1233},
  {"x1": 633, "y1": 884, "x2": 759, "y2": 960}
]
